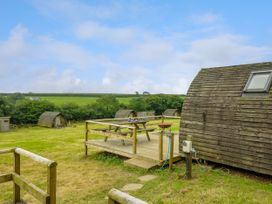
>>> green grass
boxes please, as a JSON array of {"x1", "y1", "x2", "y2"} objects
[
  {"x1": 40, "y1": 96, "x2": 133, "y2": 106},
  {"x1": 0, "y1": 120, "x2": 271, "y2": 204}
]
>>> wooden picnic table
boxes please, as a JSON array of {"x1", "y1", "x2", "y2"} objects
[
  {"x1": 91, "y1": 119, "x2": 154, "y2": 145},
  {"x1": 118, "y1": 119, "x2": 151, "y2": 141}
]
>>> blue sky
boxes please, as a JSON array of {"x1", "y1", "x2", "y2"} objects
[{"x1": 1, "y1": 0, "x2": 272, "y2": 94}]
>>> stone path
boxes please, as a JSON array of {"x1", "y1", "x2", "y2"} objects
[
  {"x1": 121, "y1": 183, "x2": 144, "y2": 191},
  {"x1": 120, "y1": 174, "x2": 158, "y2": 192},
  {"x1": 138, "y1": 175, "x2": 157, "y2": 182}
]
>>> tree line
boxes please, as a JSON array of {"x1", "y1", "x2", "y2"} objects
[{"x1": 0, "y1": 93, "x2": 184, "y2": 125}]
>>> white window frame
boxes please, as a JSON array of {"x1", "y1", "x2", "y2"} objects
[{"x1": 244, "y1": 70, "x2": 272, "y2": 93}]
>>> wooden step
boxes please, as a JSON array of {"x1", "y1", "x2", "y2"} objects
[{"x1": 124, "y1": 158, "x2": 159, "y2": 170}]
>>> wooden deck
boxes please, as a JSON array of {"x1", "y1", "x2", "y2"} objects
[{"x1": 85, "y1": 132, "x2": 181, "y2": 166}]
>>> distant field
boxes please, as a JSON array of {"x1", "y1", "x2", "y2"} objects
[{"x1": 40, "y1": 96, "x2": 133, "y2": 106}]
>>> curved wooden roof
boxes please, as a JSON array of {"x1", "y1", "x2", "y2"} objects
[
  {"x1": 180, "y1": 62, "x2": 272, "y2": 176},
  {"x1": 137, "y1": 111, "x2": 155, "y2": 117},
  {"x1": 163, "y1": 109, "x2": 179, "y2": 116},
  {"x1": 38, "y1": 111, "x2": 64, "y2": 128},
  {"x1": 114, "y1": 109, "x2": 136, "y2": 118}
]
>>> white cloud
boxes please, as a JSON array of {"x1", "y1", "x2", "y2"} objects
[
  {"x1": 31, "y1": 0, "x2": 117, "y2": 20},
  {"x1": 0, "y1": 25, "x2": 31, "y2": 79},
  {"x1": 36, "y1": 36, "x2": 95, "y2": 69},
  {"x1": 102, "y1": 77, "x2": 112, "y2": 86},
  {"x1": 75, "y1": 21, "x2": 136, "y2": 43},
  {"x1": 30, "y1": 69, "x2": 86, "y2": 93},
  {"x1": 0, "y1": 24, "x2": 99, "y2": 92},
  {"x1": 191, "y1": 13, "x2": 220, "y2": 24},
  {"x1": 124, "y1": 40, "x2": 175, "y2": 62},
  {"x1": 1, "y1": 21, "x2": 272, "y2": 94},
  {"x1": 117, "y1": 33, "x2": 272, "y2": 94},
  {"x1": 0, "y1": 25, "x2": 29, "y2": 61},
  {"x1": 178, "y1": 34, "x2": 270, "y2": 67}
]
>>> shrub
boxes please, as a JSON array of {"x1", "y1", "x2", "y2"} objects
[
  {"x1": 129, "y1": 95, "x2": 184, "y2": 115},
  {"x1": 4, "y1": 94, "x2": 184, "y2": 124},
  {"x1": 0, "y1": 96, "x2": 13, "y2": 117},
  {"x1": 59, "y1": 103, "x2": 91, "y2": 121},
  {"x1": 11, "y1": 99, "x2": 56, "y2": 124},
  {"x1": 7, "y1": 93, "x2": 25, "y2": 104},
  {"x1": 91, "y1": 96, "x2": 120, "y2": 119}
]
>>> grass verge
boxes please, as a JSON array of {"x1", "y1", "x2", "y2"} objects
[{"x1": 0, "y1": 121, "x2": 271, "y2": 203}]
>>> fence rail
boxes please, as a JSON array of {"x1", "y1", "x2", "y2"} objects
[
  {"x1": 92, "y1": 115, "x2": 181, "y2": 122},
  {"x1": 108, "y1": 188, "x2": 148, "y2": 204},
  {"x1": 0, "y1": 147, "x2": 57, "y2": 204}
]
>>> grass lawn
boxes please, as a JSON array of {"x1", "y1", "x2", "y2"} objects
[
  {"x1": 40, "y1": 96, "x2": 133, "y2": 106},
  {"x1": 0, "y1": 120, "x2": 271, "y2": 204}
]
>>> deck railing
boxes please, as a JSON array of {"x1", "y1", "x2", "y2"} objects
[
  {"x1": 85, "y1": 115, "x2": 180, "y2": 158},
  {"x1": 91, "y1": 115, "x2": 181, "y2": 122},
  {"x1": 0, "y1": 148, "x2": 57, "y2": 204},
  {"x1": 85, "y1": 120, "x2": 137, "y2": 154}
]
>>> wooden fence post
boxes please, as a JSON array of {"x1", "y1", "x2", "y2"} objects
[
  {"x1": 159, "y1": 130, "x2": 163, "y2": 161},
  {"x1": 169, "y1": 133, "x2": 174, "y2": 170},
  {"x1": 161, "y1": 116, "x2": 165, "y2": 123},
  {"x1": 85, "y1": 122, "x2": 88, "y2": 156},
  {"x1": 47, "y1": 162, "x2": 57, "y2": 204},
  {"x1": 13, "y1": 151, "x2": 20, "y2": 203},
  {"x1": 184, "y1": 135, "x2": 192, "y2": 179},
  {"x1": 132, "y1": 128, "x2": 137, "y2": 154}
]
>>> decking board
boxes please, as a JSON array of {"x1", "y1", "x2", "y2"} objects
[{"x1": 86, "y1": 133, "x2": 181, "y2": 164}]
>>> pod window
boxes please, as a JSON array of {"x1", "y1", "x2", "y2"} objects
[{"x1": 244, "y1": 71, "x2": 272, "y2": 93}]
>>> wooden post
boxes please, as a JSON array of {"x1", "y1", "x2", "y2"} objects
[
  {"x1": 169, "y1": 133, "x2": 174, "y2": 170},
  {"x1": 142, "y1": 123, "x2": 150, "y2": 141},
  {"x1": 85, "y1": 122, "x2": 88, "y2": 156},
  {"x1": 47, "y1": 162, "x2": 57, "y2": 204},
  {"x1": 184, "y1": 135, "x2": 192, "y2": 179},
  {"x1": 132, "y1": 128, "x2": 137, "y2": 154},
  {"x1": 159, "y1": 129, "x2": 163, "y2": 161},
  {"x1": 13, "y1": 152, "x2": 20, "y2": 203},
  {"x1": 161, "y1": 116, "x2": 164, "y2": 123}
]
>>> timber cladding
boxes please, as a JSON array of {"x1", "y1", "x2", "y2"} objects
[{"x1": 179, "y1": 62, "x2": 272, "y2": 176}]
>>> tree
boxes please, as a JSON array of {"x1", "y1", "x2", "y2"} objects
[
  {"x1": 128, "y1": 97, "x2": 147, "y2": 112},
  {"x1": 11, "y1": 99, "x2": 56, "y2": 124},
  {"x1": 0, "y1": 96, "x2": 13, "y2": 117},
  {"x1": 92, "y1": 96, "x2": 120, "y2": 118},
  {"x1": 7, "y1": 93, "x2": 25, "y2": 104},
  {"x1": 128, "y1": 95, "x2": 184, "y2": 115}
]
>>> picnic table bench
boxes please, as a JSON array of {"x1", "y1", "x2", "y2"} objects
[{"x1": 92, "y1": 119, "x2": 155, "y2": 144}]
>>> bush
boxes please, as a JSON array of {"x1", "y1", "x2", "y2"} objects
[
  {"x1": 128, "y1": 97, "x2": 147, "y2": 112},
  {"x1": 4, "y1": 94, "x2": 184, "y2": 125},
  {"x1": 11, "y1": 99, "x2": 56, "y2": 124},
  {"x1": 91, "y1": 96, "x2": 120, "y2": 119},
  {"x1": 58, "y1": 96, "x2": 121, "y2": 121},
  {"x1": 129, "y1": 95, "x2": 184, "y2": 115},
  {"x1": 59, "y1": 103, "x2": 93, "y2": 121},
  {"x1": 0, "y1": 96, "x2": 13, "y2": 117},
  {"x1": 7, "y1": 93, "x2": 25, "y2": 104}
]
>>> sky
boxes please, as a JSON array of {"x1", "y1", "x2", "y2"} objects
[{"x1": 1, "y1": 0, "x2": 272, "y2": 94}]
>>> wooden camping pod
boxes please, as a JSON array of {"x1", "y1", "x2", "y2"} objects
[
  {"x1": 163, "y1": 109, "x2": 180, "y2": 117},
  {"x1": 38, "y1": 112, "x2": 67, "y2": 128},
  {"x1": 115, "y1": 109, "x2": 136, "y2": 118},
  {"x1": 137, "y1": 111, "x2": 155, "y2": 119},
  {"x1": 180, "y1": 62, "x2": 272, "y2": 176}
]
